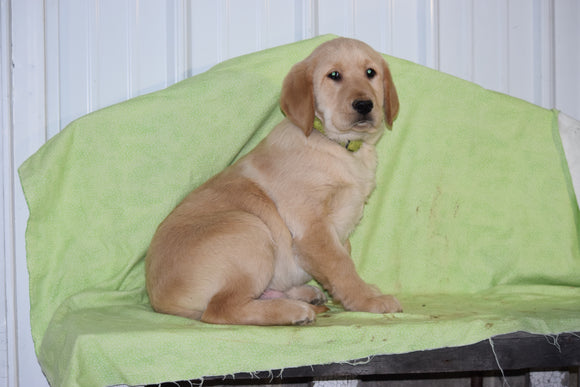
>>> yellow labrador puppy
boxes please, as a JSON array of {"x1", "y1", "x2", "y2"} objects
[{"x1": 146, "y1": 37, "x2": 401, "y2": 325}]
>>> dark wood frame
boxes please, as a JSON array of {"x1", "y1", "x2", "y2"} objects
[{"x1": 150, "y1": 332, "x2": 580, "y2": 386}]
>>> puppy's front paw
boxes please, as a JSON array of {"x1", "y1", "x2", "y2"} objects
[{"x1": 353, "y1": 294, "x2": 402, "y2": 314}]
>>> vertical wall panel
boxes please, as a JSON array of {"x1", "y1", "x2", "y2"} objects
[
  {"x1": 0, "y1": 0, "x2": 12, "y2": 384},
  {"x1": 417, "y1": 0, "x2": 438, "y2": 68},
  {"x1": 131, "y1": 1, "x2": 170, "y2": 95},
  {"x1": 190, "y1": 1, "x2": 221, "y2": 75},
  {"x1": 554, "y1": 0, "x2": 580, "y2": 121},
  {"x1": 295, "y1": 0, "x2": 318, "y2": 40},
  {"x1": 507, "y1": 0, "x2": 535, "y2": 104},
  {"x1": 472, "y1": 0, "x2": 509, "y2": 94},
  {"x1": 535, "y1": 0, "x2": 555, "y2": 109},
  {"x1": 351, "y1": 0, "x2": 389, "y2": 53},
  {"x1": 44, "y1": 0, "x2": 61, "y2": 138},
  {"x1": 391, "y1": 0, "x2": 422, "y2": 64},
  {"x1": 318, "y1": 0, "x2": 353, "y2": 37},
  {"x1": 380, "y1": 0, "x2": 395, "y2": 56},
  {"x1": 94, "y1": 0, "x2": 131, "y2": 109},
  {"x1": 226, "y1": 0, "x2": 262, "y2": 58},
  {"x1": 10, "y1": 1, "x2": 51, "y2": 386},
  {"x1": 389, "y1": 0, "x2": 436, "y2": 65},
  {"x1": 263, "y1": 1, "x2": 300, "y2": 49},
  {"x1": 166, "y1": 0, "x2": 188, "y2": 86},
  {"x1": 58, "y1": 0, "x2": 91, "y2": 128},
  {"x1": 438, "y1": 0, "x2": 473, "y2": 82}
]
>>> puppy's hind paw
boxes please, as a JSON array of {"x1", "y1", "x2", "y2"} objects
[
  {"x1": 293, "y1": 316, "x2": 315, "y2": 326},
  {"x1": 290, "y1": 303, "x2": 318, "y2": 325},
  {"x1": 285, "y1": 284, "x2": 328, "y2": 306}
]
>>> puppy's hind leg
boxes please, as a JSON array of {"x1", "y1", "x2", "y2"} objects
[
  {"x1": 202, "y1": 264, "x2": 318, "y2": 325},
  {"x1": 202, "y1": 286, "x2": 318, "y2": 326},
  {"x1": 199, "y1": 217, "x2": 318, "y2": 326}
]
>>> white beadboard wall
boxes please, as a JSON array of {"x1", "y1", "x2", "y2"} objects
[{"x1": 2, "y1": 1, "x2": 579, "y2": 386}]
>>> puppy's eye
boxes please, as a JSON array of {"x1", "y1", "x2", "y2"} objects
[
  {"x1": 366, "y1": 68, "x2": 377, "y2": 79},
  {"x1": 328, "y1": 71, "x2": 341, "y2": 81}
]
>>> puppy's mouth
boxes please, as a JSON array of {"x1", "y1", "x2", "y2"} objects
[{"x1": 351, "y1": 118, "x2": 377, "y2": 132}]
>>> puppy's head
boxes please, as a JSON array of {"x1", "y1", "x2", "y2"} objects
[{"x1": 281, "y1": 38, "x2": 399, "y2": 144}]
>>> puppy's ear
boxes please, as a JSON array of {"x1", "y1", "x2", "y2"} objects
[
  {"x1": 280, "y1": 61, "x2": 315, "y2": 136},
  {"x1": 382, "y1": 60, "x2": 399, "y2": 129}
]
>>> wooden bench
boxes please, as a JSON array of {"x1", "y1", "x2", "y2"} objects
[{"x1": 148, "y1": 332, "x2": 580, "y2": 386}]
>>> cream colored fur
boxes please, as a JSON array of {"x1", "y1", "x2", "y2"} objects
[{"x1": 146, "y1": 37, "x2": 402, "y2": 325}]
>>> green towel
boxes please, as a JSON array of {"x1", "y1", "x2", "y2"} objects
[{"x1": 19, "y1": 35, "x2": 580, "y2": 387}]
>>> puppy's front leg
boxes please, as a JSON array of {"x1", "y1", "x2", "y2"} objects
[{"x1": 295, "y1": 226, "x2": 402, "y2": 314}]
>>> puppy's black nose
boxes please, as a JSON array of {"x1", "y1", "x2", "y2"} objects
[{"x1": 352, "y1": 99, "x2": 373, "y2": 115}]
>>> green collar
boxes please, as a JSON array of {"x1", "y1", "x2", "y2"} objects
[{"x1": 313, "y1": 117, "x2": 363, "y2": 152}]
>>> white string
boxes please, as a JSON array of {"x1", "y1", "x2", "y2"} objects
[{"x1": 489, "y1": 337, "x2": 510, "y2": 387}]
